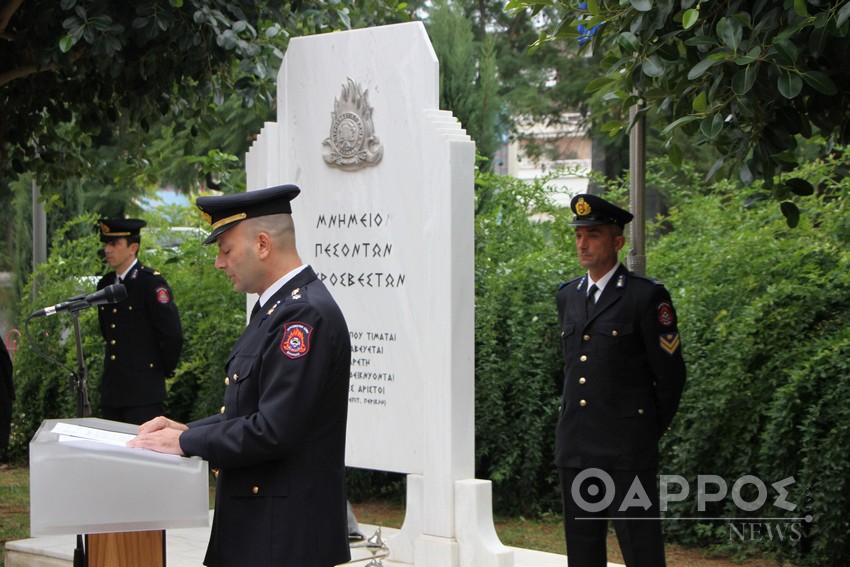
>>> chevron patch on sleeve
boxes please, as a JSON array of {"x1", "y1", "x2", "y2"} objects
[{"x1": 659, "y1": 332, "x2": 681, "y2": 355}]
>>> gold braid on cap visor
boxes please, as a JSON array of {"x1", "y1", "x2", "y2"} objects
[{"x1": 211, "y1": 212, "x2": 248, "y2": 230}]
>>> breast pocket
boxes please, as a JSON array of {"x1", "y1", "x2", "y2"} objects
[
  {"x1": 600, "y1": 322, "x2": 640, "y2": 359},
  {"x1": 560, "y1": 322, "x2": 576, "y2": 353},
  {"x1": 224, "y1": 354, "x2": 259, "y2": 416}
]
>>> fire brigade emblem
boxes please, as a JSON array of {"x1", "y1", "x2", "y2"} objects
[
  {"x1": 281, "y1": 322, "x2": 313, "y2": 359},
  {"x1": 322, "y1": 78, "x2": 383, "y2": 171},
  {"x1": 575, "y1": 197, "x2": 592, "y2": 216}
]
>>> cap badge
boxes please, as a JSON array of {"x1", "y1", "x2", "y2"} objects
[{"x1": 575, "y1": 197, "x2": 592, "y2": 216}]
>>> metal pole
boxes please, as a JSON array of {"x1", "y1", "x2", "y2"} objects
[
  {"x1": 32, "y1": 180, "x2": 47, "y2": 300},
  {"x1": 627, "y1": 106, "x2": 646, "y2": 276}
]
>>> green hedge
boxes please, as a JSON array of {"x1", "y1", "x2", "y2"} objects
[
  {"x1": 649, "y1": 153, "x2": 850, "y2": 565},
  {"x1": 473, "y1": 172, "x2": 576, "y2": 515}
]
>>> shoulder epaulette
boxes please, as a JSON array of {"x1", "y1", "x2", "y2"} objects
[
  {"x1": 630, "y1": 272, "x2": 663, "y2": 286},
  {"x1": 558, "y1": 275, "x2": 583, "y2": 291}
]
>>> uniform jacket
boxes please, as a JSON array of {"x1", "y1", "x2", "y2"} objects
[
  {"x1": 96, "y1": 262, "x2": 183, "y2": 407},
  {"x1": 555, "y1": 263, "x2": 686, "y2": 470},
  {"x1": 1, "y1": 336, "x2": 13, "y2": 451},
  {"x1": 180, "y1": 266, "x2": 351, "y2": 567}
]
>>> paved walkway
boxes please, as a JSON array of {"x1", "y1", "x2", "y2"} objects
[{"x1": 5, "y1": 511, "x2": 624, "y2": 567}]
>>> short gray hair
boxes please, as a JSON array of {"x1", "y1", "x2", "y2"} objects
[{"x1": 243, "y1": 214, "x2": 296, "y2": 248}]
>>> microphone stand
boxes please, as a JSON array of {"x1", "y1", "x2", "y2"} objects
[
  {"x1": 70, "y1": 308, "x2": 92, "y2": 419},
  {"x1": 69, "y1": 307, "x2": 91, "y2": 567}
]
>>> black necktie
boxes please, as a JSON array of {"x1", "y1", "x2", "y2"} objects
[
  {"x1": 586, "y1": 283, "x2": 598, "y2": 317},
  {"x1": 250, "y1": 300, "x2": 261, "y2": 319}
]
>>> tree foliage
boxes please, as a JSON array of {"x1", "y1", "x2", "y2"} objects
[
  {"x1": 0, "y1": 0, "x2": 411, "y2": 194},
  {"x1": 426, "y1": 0, "x2": 504, "y2": 169},
  {"x1": 507, "y1": 0, "x2": 850, "y2": 223}
]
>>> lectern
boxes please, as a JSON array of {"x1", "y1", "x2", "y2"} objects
[{"x1": 30, "y1": 418, "x2": 209, "y2": 566}]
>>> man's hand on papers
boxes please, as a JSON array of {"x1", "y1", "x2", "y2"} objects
[{"x1": 127, "y1": 416, "x2": 189, "y2": 456}]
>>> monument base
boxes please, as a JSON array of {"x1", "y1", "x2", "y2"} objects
[{"x1": 388, "y1": 475, "x2": 513, "y2": 567}]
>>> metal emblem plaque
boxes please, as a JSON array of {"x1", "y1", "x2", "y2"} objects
[{"x1": 322, "y1": 78, "x2": 383, "y2": 171}]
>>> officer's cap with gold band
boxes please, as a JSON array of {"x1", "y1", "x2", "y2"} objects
[
  {"x1": 98, "y1": 218, "x2": 147, "y2": 243},
  {"x1": 196, "y1": 184, "x2": 301, "y2": 245},
  {"x1": 568, "y1": 193, "x2": 634, "y2": 228}
]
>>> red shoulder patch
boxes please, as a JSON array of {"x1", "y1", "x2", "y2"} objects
[
  {"x1": 155, "y1": 287, "x2": 171, "y2": 304},
  {"x1": 657, "y1": 301, "x2": 674, "y2": 326},
  {"x1": 280, "y1": 322, "x2": 313, "y2": 359}
]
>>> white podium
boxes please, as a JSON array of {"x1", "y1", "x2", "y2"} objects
[{"x1": 30, "y1": 418, "x2": 209, "y2": 566}]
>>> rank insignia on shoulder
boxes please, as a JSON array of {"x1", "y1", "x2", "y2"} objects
[
  {"x1": 659, "y1": 332, "x2": 680, "y2": 355},
  {"x1": 264, "y1": 300, "x2": 282, "y2": 319},
  {"x1": 155, "y1": 287, "x2": 171, "y2": 304},
  {"x1": 616, "y1": 274, "x2": 626, "y2": 288},
  {"x1": 281, "y1": 322, "x2": 312, "y2": 359}
]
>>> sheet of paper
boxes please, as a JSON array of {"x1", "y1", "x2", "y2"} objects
[{"x1": 51, "y1": 422, "x2": 135, "y2": 447}]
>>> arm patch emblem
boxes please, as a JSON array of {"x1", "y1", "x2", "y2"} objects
[
  {"x1": 155, "y1": 287, "x2": 171, "y2": 304},
  {"x1": 281, "y1": 322, "x2": 313, "y2": 359},
  {"x1": 659, "y1": 333, "x2": 680, "y2": 355},
  {"x1": 657, "y1": 302, "x2": 674, "y2": 326}
]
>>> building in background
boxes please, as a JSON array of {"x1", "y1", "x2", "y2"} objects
[{"x1": 500, "y1": 112, "x2": 591, "y2": 207}]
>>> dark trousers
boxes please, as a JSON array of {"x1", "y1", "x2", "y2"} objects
[
  {"x1": 101, "y1": 402, "x2": 164, "y2": 425},
  {"x1": 559, "y1": 467, "x2": 666, "y2": 567}
]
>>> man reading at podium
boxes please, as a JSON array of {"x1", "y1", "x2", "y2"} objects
[{"x1": 129, "y1": 185, "x2": 352, "y2": 567}]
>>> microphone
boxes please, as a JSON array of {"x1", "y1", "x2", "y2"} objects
[{"x1": 29, "y1": 284, "x2": 128, "y2": 318}]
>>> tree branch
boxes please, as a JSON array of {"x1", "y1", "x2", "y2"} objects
[
  {"x1": 0, "y1": 61, "x2": 60, "y2": 88},
  {"x1": 0, "y1": 0, "x2": 25, "y2": 35}
]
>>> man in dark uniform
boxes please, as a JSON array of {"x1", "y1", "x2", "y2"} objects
[
  {"x1": 555, "y1": 193, "x2": 686, "y2": 567},
  {"x1": 0, "y1": 335, "x2": 13, "y2": 462},
  {"x1": 96, "y1": 218, "x2": 183, "y2": 425},
  {"x1": 129, "y1": 184, "x2": 351, "y2": 567}
]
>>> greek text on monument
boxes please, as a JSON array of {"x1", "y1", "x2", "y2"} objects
[
  {"x1": 348, "y1": 329, "x2": 398, "y2": 407},
  {"x1": 315, "y1": 242, "x2": 392, "y2": 258},
  {"x1": 316, "y1": 212, "x2": 388, "y2": 229}
]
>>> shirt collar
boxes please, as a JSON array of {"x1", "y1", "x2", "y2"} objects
[
  {"x1": 117, "y1": 260, "x2": 138, "y2": 281},
  {"x1": 587, "y1": 263, "x2": 620, "y2": 294}
]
